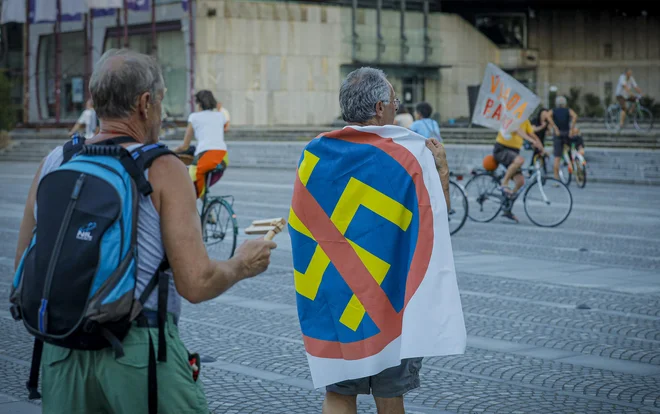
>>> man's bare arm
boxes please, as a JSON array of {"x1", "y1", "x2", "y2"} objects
[
  {"x1": 150, "y1": 156, "x2": 275, "y2": 304},
  {"x1": 15, "y1": 161, "x2": 44, "y2": 269},
  {"x1": 569, "y1": 109, "x2": 578, "y2": 129},
  {"x1": 425, "y1": 139, "x2": 451, "y2": 211},
  {"x1": 174, "y1": 124, "x2": 194, "y2": 153},
  {"x1": 546, "y1": 110, "x2": 560, "y2": 135}
]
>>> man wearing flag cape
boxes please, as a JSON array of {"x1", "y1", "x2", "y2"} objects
[{"x1": 289, "y1": 67, "x2": 466, "y2": 413}]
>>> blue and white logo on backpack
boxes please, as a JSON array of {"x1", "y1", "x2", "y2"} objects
[{"x1": 76, "y1": 222, "x2": 97, "y2": 241}]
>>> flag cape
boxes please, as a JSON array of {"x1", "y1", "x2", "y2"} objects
[{"x1": 289, "y1": 125, "x2": 466, "y2": 388}]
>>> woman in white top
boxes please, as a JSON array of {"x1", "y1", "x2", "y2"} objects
[{"x1": 174, "y1": 90, "x2": 228, "y2": 198}]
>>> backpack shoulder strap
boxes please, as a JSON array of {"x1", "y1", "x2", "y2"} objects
[
  {"x1": 61, "y1": 134, "x2": 86, "y2": 165},
  {"x1": 131, "y1": 143, "x2": 177, "y2": 171}
]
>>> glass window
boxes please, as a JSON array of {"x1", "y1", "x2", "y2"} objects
[
  {"x1": 475, "y1": 14, "x2": 527, "y2": 48},
  {"x1": 38, "y1": 31, "x2": 86, "y2": 121}
]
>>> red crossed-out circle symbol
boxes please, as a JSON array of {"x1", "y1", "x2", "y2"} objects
[{"x1": 292, "y1": 127, "x2": 434, "y2": 360}]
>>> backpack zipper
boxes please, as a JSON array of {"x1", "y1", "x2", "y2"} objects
[{"x1": 39, "y1": 173, "x2": 86, "y2": 334}]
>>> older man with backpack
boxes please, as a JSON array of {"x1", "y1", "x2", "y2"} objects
[{"x1": 11, "y1": 49, "x2": 276, "y2": 414}]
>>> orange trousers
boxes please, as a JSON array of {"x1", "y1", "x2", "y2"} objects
[{"x1": 190, "y1": 150, "x2": 227, "y2": 198}]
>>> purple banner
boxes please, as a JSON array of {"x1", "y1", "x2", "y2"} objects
[
  {"x1": 182, "y1": 0, "x2": 188, "y2": 12},
  {"x1": 126, "y1": 0, "x2": 149, "y2": 12}
]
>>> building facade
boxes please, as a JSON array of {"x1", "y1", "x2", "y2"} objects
[{"x1": 3, "y1": 0, "x2": 657, "y2": 126}]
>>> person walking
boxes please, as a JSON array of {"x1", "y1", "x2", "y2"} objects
[
  {"x1": 13, "y1": 49, "x2": 276, "y2": 414},
  {"x1": 68, "y1": 99, "x2": 98, "y2": 139},
  {"x1": 409, "y1": 101, "x2": 442, "y2": 141}
]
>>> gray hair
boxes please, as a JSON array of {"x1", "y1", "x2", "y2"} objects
[
  {"x1": 339, "y1": 67, "x2": 391, "y2": 123},
  {"x1": 555, "y1": 96, "x2": 567, "y2": 107},
  {"x1": 89, "y1": 49, "x2": 165, "y2": 119}
]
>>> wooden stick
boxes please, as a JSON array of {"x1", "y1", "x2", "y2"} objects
[{"x1": 245, "y1": 217, "x2": 286, "y2": 240}]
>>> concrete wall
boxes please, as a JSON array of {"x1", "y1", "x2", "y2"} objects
[
  {"x1": 195, "y1": 1, "x2": 498, "y2": 125},
  {"x1": 529, "y1": 11, "x2": 660, "y2": 106},
  {"x1": 432, "y1": 14, "x2": 500, "y2": 121},
  {"x1": 195, "y1": 0, "x2": 348, "y2": 126}
]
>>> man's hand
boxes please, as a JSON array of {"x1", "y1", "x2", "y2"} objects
[
  {"x1": 425, "y1": 138, "x2": 451, "y2": 211},
  {"x1": 554, "y1": 127, "x2": 560, "y2": 136},
  {"x1": 233, "y1": 238, "x2": 277, "y2": 279},
  {"x1": 426, "y1": 138, "x2": 449, "y2": 175}
]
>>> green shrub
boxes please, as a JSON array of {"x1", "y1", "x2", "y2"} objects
[
  {"x1": 566, "y1": 87, "x2": 581, "y2": 115},
  {"x1": 583, "y1": 93, "x2": 604, "y2": 118},
  {"x1": 640, "y1": 96, "x2": 660, "y2": 118}
]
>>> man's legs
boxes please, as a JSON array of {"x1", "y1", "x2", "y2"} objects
[
  {"x1": 503, "y1": 155, "x2": 524, "y2": 191},
  {"x1": 618, "y1": 96, "x2": 628, "y2": 127},
  {"x1": 553, "y1": 135, "x2": 564, "y2": 180},
  {"x1": 374, "y1": 396, "x2": 405, "y2": 414},
  {"x1": 324, "y1": 358, "x2": 420, "y2": 414},
  {"x1": 323, "y1": 392, "x2": 358, "y2": 414}
]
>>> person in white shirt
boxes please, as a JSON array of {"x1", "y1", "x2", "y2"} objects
[
  {"x1": 174, "y1": 90, "x2": 228, "y2": 198},
  {"x1": 615, "y1": 69, "x2": 643, "y2": 129},
  {"x1": 393, "y1": 106, "x2": 414, "y2": 129},
  {"x1": 68, "y1": 99, "x2": 98, "y2": 139}
]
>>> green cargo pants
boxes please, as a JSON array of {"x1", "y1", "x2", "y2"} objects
[{"x1": 41, "y1": 315, "x2": 208, "y2": 414}]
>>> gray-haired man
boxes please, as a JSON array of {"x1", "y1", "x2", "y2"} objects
[
  {"x1": 322, "y1": 67, "x2": 450, "y2": 414},
  {"x1": 548, "y1": 95, "x2": 578, "y2": 181},
  {"x1": 14, "y1": 49, "x2": 276, "y2": 413}
]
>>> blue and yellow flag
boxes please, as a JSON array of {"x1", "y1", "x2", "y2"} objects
[{"x1": 289, "y1": 125, "x2": 466, "y2": 387}]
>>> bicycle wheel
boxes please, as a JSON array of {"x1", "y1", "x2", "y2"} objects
[
  {"x1": 573, "y1": 158, "x2": 587, "y2": 188},
  {"x1": 633, "y1": 107, "x2": 654, "y2": 132},
  {"x1": 605, "y1": 105, "x2": 620, "y2": 131},
  {"x1": 202, "y1": 198, "x2": 238, "y2": 259},
  {"x1": 523, "y1": 177, "x2": 573, "y2": 227},
  {"x1": 448, "y1": 180, "x2": 468, "y2": 235},
  {"x1": 464, "y1": 173, "x2": 502, "y2": 222},
  {"x1": 558, "y1": 160, "x2": 572, "y2": 186}
]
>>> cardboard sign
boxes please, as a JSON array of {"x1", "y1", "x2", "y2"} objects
[{"x1": 471, "y1": 63, "x2": 540, "y2": 134}]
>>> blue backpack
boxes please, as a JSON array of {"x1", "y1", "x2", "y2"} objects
[{"x1": 10, "y1": 136, "x2": 174, "y2": 412}]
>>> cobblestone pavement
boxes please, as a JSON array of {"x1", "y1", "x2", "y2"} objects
[{"x1": 0, "y1": 161, "x2": 659, "y2": 413}]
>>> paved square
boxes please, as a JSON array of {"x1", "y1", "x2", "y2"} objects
[{"x1": 1, "y1": 161, "x2": 659, "y2": 413}]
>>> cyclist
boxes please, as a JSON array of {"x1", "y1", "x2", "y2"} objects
[
  {"x1": 528, "y1": 107, "x2": 552, "y2": 171},
  {"x1": 174, "y1": 90, "x2": 228, "y2": 198},
  {"x1": 616, "y1": 68, "x2": 644, "y2": 130},
  {"x1": 493, "y1": 118, "x2": 544, "y2": 221},
  {"x1": 548, "y1": 96, "x2": 578, "y2": 181}
]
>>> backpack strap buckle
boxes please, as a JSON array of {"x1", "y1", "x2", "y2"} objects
[{"x1": 10, "y1": 305, "x2": 21, "y2": 321}]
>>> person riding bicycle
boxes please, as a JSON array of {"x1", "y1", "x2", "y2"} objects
[
  {"x1": 493, "y1": 118, "x2": 544, "y2": 222},
  {"x1": 174, "y1": 90, "x2": 229, "y2": 198},
  {"x1": 616, "y1": 68, "x2": 643, "y2": 130},
  {"x1": 548, "y1": 96, "x2": 578, "y2": 181},
  {"x1": 528, "y1": 107, "x2": 552, "y2": 171}
]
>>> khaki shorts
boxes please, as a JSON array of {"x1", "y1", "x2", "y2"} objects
[
  {"x1": 326, "y1": 358, "x2": 422, "y2": 398},
  {"x1": 41, "y1": 315, "x2": 208, "y2": 414}
]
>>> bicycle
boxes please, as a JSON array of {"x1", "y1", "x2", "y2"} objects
[
  {"x1": 464, "y1": 155, "x2": 573, "y2": 227},
  {"x1": 176, "y1": 146, "x2": 239, "y2": 259},
  {"x1": 605, "y1": 96, "x2": 653, "y2": 132},
  {"x1": 558, "y1": 141, "x2": 587, "y2": 188},
  {"x1": 448, "y1": 172, "x2": 468, "y2": 236}
]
